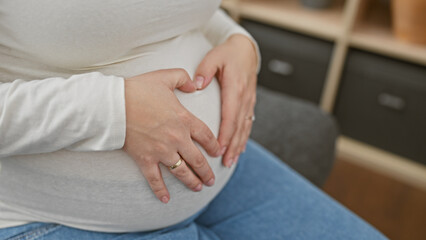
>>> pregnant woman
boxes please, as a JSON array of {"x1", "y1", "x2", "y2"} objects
[{"x1": 0, "y1": 1, "x2": 386, "y2": 239}]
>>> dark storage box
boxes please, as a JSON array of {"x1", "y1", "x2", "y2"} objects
[
  {"x1": 334, "y1": 50, "x2": 426, "y2": 164},
  {"x1": 241, "y1": 20, "x2": 333, "y2": 104}
]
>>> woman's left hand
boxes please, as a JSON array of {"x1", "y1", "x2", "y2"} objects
[{"x1": 194, "y1": 34, "x2": 258, "y2": 168}]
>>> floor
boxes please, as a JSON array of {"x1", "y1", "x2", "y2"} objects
[{"x1": 323, "y1": 158, "x2": 426, "y2": 240}]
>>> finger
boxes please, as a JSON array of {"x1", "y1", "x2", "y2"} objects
[
  {"x1": 242, "y1": 111, "x2": 254, "y2": 150},
  {"x1": 187, "y1": 111, "x2": 222, "y2": 157},
  {"x1": 222, "y1": 121, "x2": 242, "y2": 168},
  {"x1": 140, "y1": 163, "x2": 170, "y2": 204},
  {"x1": 223, "y1": 98, "x2": 247, "y2": 167},
  {"x1": 218, "y1": 74, "x2": 245, "y2": 166},
  {"x1": 178, "y1": 138, "x2": 216, "y2": 187},
  {"x1": 224, "y1": 82, "x2": 256, "y2": 166},
  {"x1": 235, "y1": 93, "x2": 256, "y2": 159},
  {"x1": 241, "y1": 94, "x2": 257, "y2": 153},
  {"x1": 155, "y1": 68, "x2": 197, "y2": 93},
  {"x1": 193, "y1": 52, "x2": 220, "y2": 90},
  {"x1": 241, "y1": 120, "x2": 253, "y2": 153},
  {"x1": 234, "y1": 117, "x2": 249, "y2": 163},
  {"x1": 217, "y1": 80, "x2": 240, "y2": 158},
  {"x1": 166, "y1": 155, "x2": 204, "y2": 192},
  {"x1": 234, "y1": 112, "x2": 253, "y2": 164}
]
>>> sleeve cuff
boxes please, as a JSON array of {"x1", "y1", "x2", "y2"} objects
[
  {"x1": 106, "y1": 75, "x2": 127, "y2": 150},
  {"x1": 65, "y1": 72, "x2": 127, "y2": 151}
]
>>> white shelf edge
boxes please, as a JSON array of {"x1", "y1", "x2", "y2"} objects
[
  {"x1": 349, "y1": 36, "x2": 426, "y2": 66},
  {"x1": 222, "y1": 1, "x2": 343, "y2": 41},
  {"x1": 237, "y1": 10, "x2": 339, "y2": 41},
  {"x1": 337, "y1": 136, "x2": 426, "y2": 191}
]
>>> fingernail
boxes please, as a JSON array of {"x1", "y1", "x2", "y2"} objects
[
  {"x1": 195, "y1": 76, "x2": 204, "y2": 89},
  {"x1": 161, "y1": 196, "x2": 169, "y2": 204},
  {"x1": 223, "y1": 158, "x2": 231, "y2": 168},
  {"x1": 226, "y1": 157, "x2": 234, "y2": 168},
  {"x1": 234, "y1": 156, "x2": 239, "y2": 164},
  {"x1": 220, "y1": 146, "x2": 227, "y2": 155},
  {"x1": 215, "y1": 148, "x2": 222, "y2": 157},
  {"x1": 193, "y1": 184, "x2": 203, "y2": 192},
  {"x1": 206, "y1": 178, "x2": 215, "y2": 186}
]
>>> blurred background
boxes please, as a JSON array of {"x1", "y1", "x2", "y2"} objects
[{"x1": 222, "y1": 0, "x2": 426, "y2": 239}]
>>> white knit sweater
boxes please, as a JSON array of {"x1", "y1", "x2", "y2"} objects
[{"x1": 0, "y1": 0, "x2": 260, "y2": 232}]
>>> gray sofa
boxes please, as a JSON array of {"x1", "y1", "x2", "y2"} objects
[{"x1": 251, "y1": 86, "x2": 338, "y2": 187}]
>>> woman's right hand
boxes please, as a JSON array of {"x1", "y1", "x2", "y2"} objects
[{"x1": 123, "y1": 69, "x2": 222, "y2": 204}]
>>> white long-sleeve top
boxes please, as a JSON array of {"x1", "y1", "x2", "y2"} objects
[{"x1": 0, "y1": 0, "x2": 260, "y2": 232}]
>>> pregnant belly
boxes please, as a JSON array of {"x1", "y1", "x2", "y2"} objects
[{"x1": 0, "y1": 31, "x2": 235, "y2": 232}]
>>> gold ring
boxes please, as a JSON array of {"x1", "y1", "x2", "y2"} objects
[
  {"x1": 245, "y1": 115, "x2": 255, "y2": 121},
  {"x1": 169, "y1": 158, "x2": 183, "y2": 170}
]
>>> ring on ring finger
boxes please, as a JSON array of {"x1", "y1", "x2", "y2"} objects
[
  {"x1": 245, "y1": 115, "x2": 255, "y2": 121},
  {"x1": 168, "y1": 158, "x2": 183, "y2": 170},
  {"x1": 166, "y1": 156, "x2": 204, "y2": 192}
]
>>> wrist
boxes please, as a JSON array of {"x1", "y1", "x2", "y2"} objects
[
  {"x1": 227, "y1": 34, "x2": 255, "y2": 52},
  {"x1": 227, "y1": 34, "x2": 258, "y2": 69}
]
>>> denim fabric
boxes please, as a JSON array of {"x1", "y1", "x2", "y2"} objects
[{"x1": 0, "y1": 140, "x2": 387, "y2": 239}]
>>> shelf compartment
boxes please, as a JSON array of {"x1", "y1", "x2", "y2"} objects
[
  {"x1": 334, "y1": 49, "x2": 426, "y2": 165},
  {"x1": 350, "y1": 0, "x2": 426, "y2": 65},
  {"x1": 350, "y1": 28, "x2": 426, "y2": 66},
  {"x1": 222, "y1": 0, "x2": 345, "y2": 41},
  {"x1": 241, "y1": 19, "x2": 333, "y2": 104}
]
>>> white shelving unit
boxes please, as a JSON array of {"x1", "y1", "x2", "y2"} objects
[{"x1": 222, "y1": 0, "x2": 426, "y2": 190}]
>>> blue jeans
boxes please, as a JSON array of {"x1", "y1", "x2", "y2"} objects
[{"x1": 0, "y1": 140, "x2": 387, "y2": 239}]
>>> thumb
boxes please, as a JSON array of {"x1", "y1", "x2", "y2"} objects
[
  {"x1": 194, "y1": 55, "x2": 220, "y2": 90},
  {"x1": 160, "y1": 68, "x2": 197, "y2": 93}
]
